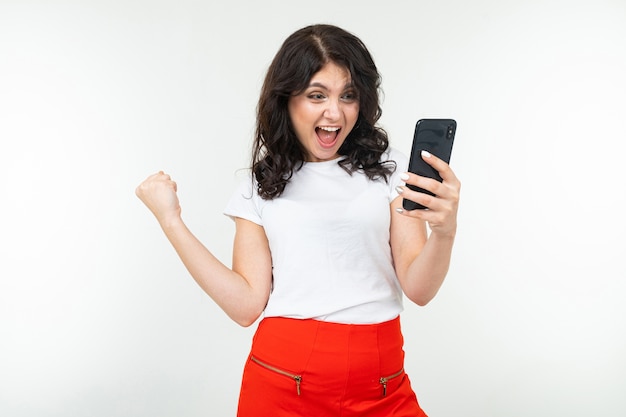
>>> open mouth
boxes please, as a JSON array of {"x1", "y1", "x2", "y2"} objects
[{"x1": 316, "y1": 126, "x2": 340, "y2": 148}]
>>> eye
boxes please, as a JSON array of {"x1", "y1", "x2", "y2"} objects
[
  {"x1": 307, "y1": 92, "x2": 326, "y2": 101},
  {"x1": 341, "y1": 91, "x2": 358, "y2": 102}
]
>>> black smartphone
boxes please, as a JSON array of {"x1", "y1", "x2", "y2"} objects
[{"x1": 402, "y1": 118, "x2": 456, "y2": 210}]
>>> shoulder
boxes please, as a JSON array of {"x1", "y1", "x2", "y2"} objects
[
  {"x1": 224, "y1": 171, "x2": 265, "y2": 225},
  {"x1": 382, "y1": 146, "x2": 408, "y2": 171}
]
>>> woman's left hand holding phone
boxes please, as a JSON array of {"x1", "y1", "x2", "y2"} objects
[{"x1": 398, "y1": 151, "x2": 460, "y2": 238}]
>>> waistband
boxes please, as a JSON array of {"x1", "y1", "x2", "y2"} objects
[{"x1": 249, "y1": 316, "x2": 404, "y2": 380}]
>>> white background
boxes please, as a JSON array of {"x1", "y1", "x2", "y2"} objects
[{"x1": 1, "y1": 0, "x2": 625, "y2": 416}]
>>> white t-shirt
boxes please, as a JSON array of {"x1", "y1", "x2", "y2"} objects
[{"x1": 224, "y1": 147, "x2": 409, "y2": 324}]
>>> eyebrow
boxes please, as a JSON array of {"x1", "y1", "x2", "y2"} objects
[{"x1": 307, "y1": 81, "x2": 355, "y2": 90}]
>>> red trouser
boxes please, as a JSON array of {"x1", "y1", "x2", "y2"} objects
[{"x1": 237, "y1": 316, "x2": 428, "y2": 417}]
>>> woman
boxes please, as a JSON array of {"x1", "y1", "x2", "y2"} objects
[{"x1": 136, "y1": 24, "x2": 460, "y2": 417}]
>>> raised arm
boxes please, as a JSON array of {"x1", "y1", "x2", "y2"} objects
[
  {"x1": 390, "y1": 151, "x2": 461, "y2": 306},
  {"x1": 135, "y1": 171, "x2": 272, "y2": 327}
]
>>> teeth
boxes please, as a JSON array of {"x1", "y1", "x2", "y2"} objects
[{"x1": 318, "y1": 126, "x2": 340, "y2": 132}]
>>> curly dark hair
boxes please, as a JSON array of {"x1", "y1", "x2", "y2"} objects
[{"x1": 252, "y1": 24, "x2": 395, "y2": 200}]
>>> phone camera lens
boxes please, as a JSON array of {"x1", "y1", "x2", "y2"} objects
[{"x1": 447, "y1": 126, "x2": 454, "y2": 139}]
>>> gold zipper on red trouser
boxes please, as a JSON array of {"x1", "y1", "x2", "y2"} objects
[
  {"x1": 251, "y1": 355, "x2": 402, "y2": 398},
  {"x1": 379, "y1": 368, "x2": 404, "y2": 397},
  {"x1": 250, "y1": 356, "x2": 303, "y2": 395}
]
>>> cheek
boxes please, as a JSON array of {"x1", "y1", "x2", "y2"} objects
[
  {"x1": 289, "y1": 101, "x2": 316, "y2": 126},
  {"x1": 348, "y1": 105, "x2": 360, "y2": 125}
]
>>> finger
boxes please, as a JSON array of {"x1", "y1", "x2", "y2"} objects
[
  {"x1": 136, "y1": 171, "x2": 174, "y2": 193},
  {"x1": 397, "y1": 179, "x2": 458, "y2": 213},
  {"x1": 400, "y1": 173, "x2": 445, "y2": 201},
  {"x1": 420, "y1": 151, "x2": 458, "y2": 184},
  {"x1": 396, "y1": 193, "x2": 456, "y2": 231},
  {"x1": 396, "y1": 184, "x2": 437, "y2": 210}
]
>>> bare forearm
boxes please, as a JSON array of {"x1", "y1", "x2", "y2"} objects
[
  {"x1": 401, "y1": 232, "x2": 455, "y2": 306},
  {"x1": 159, "y1": 216, "x2": 265, "y2": 325},
  {"x1": 135, "y1": 172, "x2": 269, "y2": 325},
  {"x1": 391, "y1": 150, "x2": 460, "y2": 306}
]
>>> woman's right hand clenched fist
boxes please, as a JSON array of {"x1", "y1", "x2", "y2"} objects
[{"x1": 135, "y1": 171, "x2": 181, "y2": 225}]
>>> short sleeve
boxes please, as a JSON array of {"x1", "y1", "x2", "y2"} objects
[
  {"x1": 223, "y1": 174, "x2": 263, "y2": 226},
  {"x1": 385, "y1": 147, "x2": 409, "y2": 201}
]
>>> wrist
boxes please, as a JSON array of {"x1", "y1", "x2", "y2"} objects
[
  {"x1": 158, "y1": 211, "x2": 184, "y2": 231},
  {"x1": 429, "y1": 227, "x2": 456, "y2": 241}
]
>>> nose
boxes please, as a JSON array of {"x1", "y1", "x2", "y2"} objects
[{"x1": 323, "y1": 98, "x2": 341, "y2": 120}]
